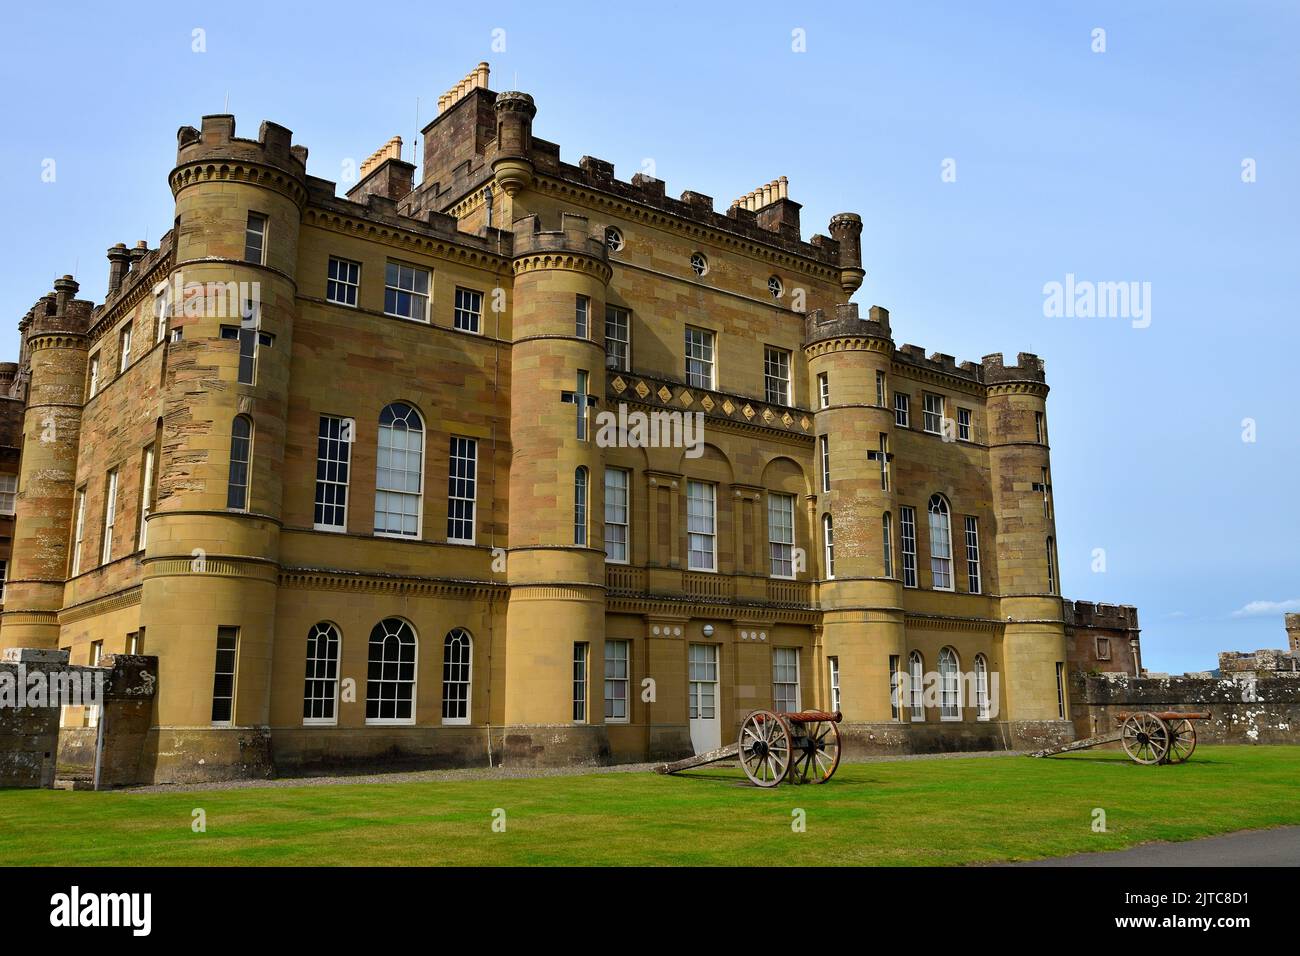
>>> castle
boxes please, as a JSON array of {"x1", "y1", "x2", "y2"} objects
[{"x1": 0, "y1": 64, "x2": 1140, "y2": 783}]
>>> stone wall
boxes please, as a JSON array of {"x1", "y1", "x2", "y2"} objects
[
  {"x1": 0, "y1": 648, "x2": 158, "y2": 788},
  {"x1": 1071, "y1": 671, "x2": 1300, "y2": 745}
]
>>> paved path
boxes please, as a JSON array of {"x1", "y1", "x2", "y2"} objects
[{"x1": 1017, "y1": 826, "x2": 1300, "y2": 866}]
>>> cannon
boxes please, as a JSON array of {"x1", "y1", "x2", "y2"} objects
[
  {"x1": 654, "y1": 709, "x2": 843, "y2": 786},
  {"x1": 1029, "y1": 710, "x2": 1208, "y2": 764}
]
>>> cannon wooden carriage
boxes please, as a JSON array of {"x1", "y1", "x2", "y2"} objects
[
  {"x1": 1029, "y1": 711, "x2": 1209, "y2": 764},
  {"x1": 654, "y1": 709, "x2": 843, "y2": 786}
]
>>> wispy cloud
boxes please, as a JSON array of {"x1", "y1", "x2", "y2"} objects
[{"x1": 1231, "y1": 598, "x2": 1300, "y2": 618}]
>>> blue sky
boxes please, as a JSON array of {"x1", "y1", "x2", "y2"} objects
[{"x1": 1, "y1": 1, "x2": 1296, "y2": 672}]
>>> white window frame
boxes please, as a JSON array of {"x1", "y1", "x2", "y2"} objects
[
  {"x1": 828, "y1": 656, "x2": 841, "y2": 713},
  {"x1": 894, "y1": 391, "x2": 909, "y2": 428},
  {"x1": 604, "y1": 639, "x2": 630, "y2": 722},
  {"x1": 822, "y1": 513, "x2": 834, "y2": 580},
  {"x1": 575, "y1": 294, "x2": 590, "y2": 338},
  {"x1": 454, "y1": 286, "x2": 483, "y2": 333},
  {"x1": 441, "y1": 628, "x2": 473, "y2": 725},
  {"x1": 373, "y1": 403, "x2": 424, "y2": 539},
  {"x1": 957, "y1": 407, "x2": 972, "y2": 441},
  {"x1": 820, "y1": 435, "x2": 830, "y2": 493},
  {"x1": 768, "y1": 492, "x2": 796, "y2": 579},
  {"x1": 303, "y1": 622, "x2": 341, "y2": 727},
  {"x1": 70, "y1": 487, "x2": 87, "y2": 577},
  {"x1": 119, "y1": 321, "x2": 134, "y2": 372},
  {"x1": 923, "y1": 392, "x2": 944, "y2": 435},
  {"x1": 327, "y1": 256, "x2": 361, "y2": 308},
  {"x1": 876, "y1": 370, "x2": 886, "y2": 407},
  {"x1": 0, "y1": 559, "x2": 6, "y2": 604},
  {"x1": 928, "y1": 494, "x2": 954, "y2": 590},
  {"x1": 688, "y1": 643, "x2": 718, "y2": 722},
  {"x1": 964, "y1": 515, "x2": 981, "y2": 594},
  {"x1": 1035, "y1": 411, "x2": 1046, "y2": 444},
  {"x1": 446, "y1": 435, "x2": 477, "y2": 545},
  {"x1": 101, "y1": 468, "x2": 118, "y2": 565},
  {"x1": 365, "y1": 618, "x2": 418, "y2": 726},
  {"x1": 154, "y1": 282, "x2": 170, "y2": 344},
  {"x1": 909, "y1": 650, "x2": 924, "y2": 721},
  {"x1": 1056, "y1": 661, "x2": 1066, "y2": 718},
  {"x1": 939, "y1": 646, "x2": 961, "y2": 721},
  {"x1": 573, "y1": 642, "x2": 590, "y2": 723},
  {"x1": 0, "y1": 473, "x2": 16, "y2": 515},
  {"x1": 772, "y1": 647, "x2": 800, "y2": 713},
  {"x1": 211, "y1": 627, "x2": 239, "y2": 727},
  {"x1": 818, "y1": 372, "x2": 830, "y2": 409},
  {"x1": 1046, "y1": 536, "x2": 1057, "y2": 594},
  {"x1": 685, "y1": 326, "x2": 715, "y2": 390},
  {"x1": 314, "y1": 415, "x2": 353, "y2": 532},
  {"x1": 764, "y1": 346, "x2": 791, "y2": 406},
  {"x1": 975, "y1": 654, "x2": 991, "y2": 721},
  {"x1": 227, "y1": 416, "x2": 252, "y2": 511},
  {"x1": 87, "y1": 353, "x2": 100, "y2": 398},
  {"x1": 605, "y1": 305, "x2": 630, "y2": 372},
  {"x1": 900, "y1": 505, "x2": 918, "y2": 588},
  {"x1": 686, "y1": 480, "x2": 716, "y2": 571},
  {"x1": 604, "y1": 468, "x2": 630, "y2": 563},
  {"x1": 384, "y1": 260, "x2": 431, "y2": 323},
  {"x1": 574, "y1": 467, "x2": 589, "y2": 546},
  {"x1": 882, "y1": 511, "x2": 893, "y2": 578},
  {"x1": 889, "y1": 654, "x2": 902, "y2": 720},
  {"x1": 245, "y1": 212, "x2": 267, "y2": 264},
  {"x1": 138, "y1": 445, "x2": 155, "y2": 550}
]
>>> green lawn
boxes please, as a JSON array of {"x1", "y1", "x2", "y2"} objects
[{"x1": 2, "y1": 746, "x2": 1298, "y2": 866}]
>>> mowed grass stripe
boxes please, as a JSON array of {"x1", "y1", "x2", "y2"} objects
[{"x1": 2, "y1": 746, "x2": 1297, "y2": 866}]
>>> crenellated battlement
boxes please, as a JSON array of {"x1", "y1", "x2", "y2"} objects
[
  {"x1": 25, "y1": 277, "x2": 94, "y2": 340},
  {"x1": 981, "y1": 351, "x2": 1046, "y2": 385},
  {"x1": 804, "y1": 303, "x2": 892, "y2": 346},
  {"x1": 175, "y1": 114, "x2": 308, "y2": 176},
  {"x1": 1063, "y1": 600, "x2": 1140, "y2": 631},
  {"x1": 511, "y1": 213, "x2": 609, "y2": 265}
]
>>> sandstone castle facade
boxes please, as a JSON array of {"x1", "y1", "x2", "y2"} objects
[{"x1": 0, "y1": 64, "x2": 1139, "y2": 782}]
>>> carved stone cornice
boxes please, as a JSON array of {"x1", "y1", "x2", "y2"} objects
[
  {"x1": 170, "y1": 160, "x2": 309, "y2": 208},
  {"x1": 303, "y1": 207, "x2": 510, "y2": 271}
]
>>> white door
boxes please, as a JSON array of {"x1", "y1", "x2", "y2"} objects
[{"x1": 688, "y1": 643, "x2": 720, "y2": 754}]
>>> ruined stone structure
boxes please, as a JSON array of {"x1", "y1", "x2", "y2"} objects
[
  {"x1": 0, "y1": 65, "x2": 1139, "y2": 782},
  {"x1": 1063, "y1": 600, "x2": 1141, "y2": 676}
]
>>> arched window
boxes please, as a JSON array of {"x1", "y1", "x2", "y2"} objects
[
  {"x1": 822, "y1": 513, "x2": 834, "y2": 579},
  {"x1": 303, "y1": 622, "x2": 341, "y2": 725},
  {"x1": 374, "y1": 402, "x2": 424, "y2": 537},
  {"x1": 442, "y1": 628, "x2": 472, "y2": 724},
  {"x1": 227, "y1": 415, "x2": 252, "y2": 510},
  {"x1": 366, "y1": 618, "x2": 417, "y2": 724},
  {"x1": 882, "y1": 512, "x2": 893, "y2": 577},
  {"x1": 927, "y1": 494, "x2": 953, "y2": 590},
  {"x1": 939, "y1": 646, "x2": 960, "y2": 720},
  {"x1": 574, "y1": 467, "x2": 588, "y2": 546},
  {"x1": 974, "y1": 653, "x2": 990, "y2": 720},
  {"x1": 908, "y1": 650, "x2": 924, "y2": 721}
]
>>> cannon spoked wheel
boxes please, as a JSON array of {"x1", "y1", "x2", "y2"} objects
[
  {"x1": 739, "y1": 710, "x2": 792, "y2": 787},
  {"x1": 789, "y1": 716, "x2": 842, "y2": 784},
  {"x1": 1164, "y1": 717, "x2": 1197, "y2": 764},
  {"x1": 1121, "y1": 713, "x2": 1169, "y2": 765}
]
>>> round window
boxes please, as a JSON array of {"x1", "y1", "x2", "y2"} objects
[
  {"x1": 605, "y1": 226, "x2": 624, "y2": 252},
  {"x1": 690, "y1": 252, "x2": 708, "y2": 277}
]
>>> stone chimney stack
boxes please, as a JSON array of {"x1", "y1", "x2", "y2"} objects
[{"x1": 106, "y1": 243, "x2": 131, "y2": 296}]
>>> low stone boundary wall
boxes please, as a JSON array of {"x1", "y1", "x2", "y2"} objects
[{"x1": 1071, "y1": 672, "x2": 1300, "y2": 745}]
